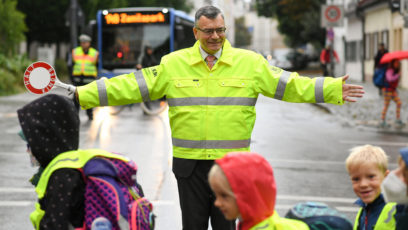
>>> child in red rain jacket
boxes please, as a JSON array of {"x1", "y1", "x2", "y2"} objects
[{"x1": 208, "y1": 152, "x2": 309, "y2": 230}]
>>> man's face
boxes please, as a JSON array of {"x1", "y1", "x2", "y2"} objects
[
  {"x1": 80, "y1": 41, "x2": 90, "y2": 50},
  {"x1": 193, "y1": 14, "x2": 226, "y2": 54}
]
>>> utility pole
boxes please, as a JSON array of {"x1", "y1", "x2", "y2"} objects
[{"x1": 70, "y1": 0, "x2": 78, "y2": 49}]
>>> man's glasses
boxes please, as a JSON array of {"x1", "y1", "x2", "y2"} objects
[{"x1": 196, "y1": 27, "x2": 226, "y2": 36}]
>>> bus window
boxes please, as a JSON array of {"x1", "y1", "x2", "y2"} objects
[
  {"x1": 174, "y1": 16, "x2": 196, "y2": 50},
  {"x1": 101, "y1": 24, "x2": 169, "y2": 70}
]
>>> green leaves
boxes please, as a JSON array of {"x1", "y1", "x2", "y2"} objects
[
  {"x1": 255, "y1": 0, "x2": 326, "y2": 49},
  {"x1": 0, "y1": 0, "x2": 27, "y2": 56}
]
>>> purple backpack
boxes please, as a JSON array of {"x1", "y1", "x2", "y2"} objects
[{"x1": 82, "y1": 157, "x2": 154, "y2": 230}]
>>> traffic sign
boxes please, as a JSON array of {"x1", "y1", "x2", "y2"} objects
[
  {"x1": 321, "y1": 5, "x2": 344, "y2": 28},
  {"x1": 24, "y1": 61, "x2": 76, "y2": 95}
]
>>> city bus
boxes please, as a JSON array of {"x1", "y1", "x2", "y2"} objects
[
  {"x1": 96, "y1": 7, "x2": 196, "y2": 78},
  {"x1": 95, "y1": 7, "x2": 196, "y2": 114}
]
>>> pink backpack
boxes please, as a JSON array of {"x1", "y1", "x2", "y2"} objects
[{"x1": 82, "y1": 157, "x2": 154, "y2": 230}]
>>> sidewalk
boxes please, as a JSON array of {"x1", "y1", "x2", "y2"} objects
[{"x1": 315, "y1": 78, "x2": 408, "y2": 135}]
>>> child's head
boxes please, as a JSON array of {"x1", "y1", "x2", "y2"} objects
[
  {"x1": 209, "y1": 152, "x2": 276, "y2": 229},
  {"x1": 208, "y1": 164, "x2": 240, "y2": 220},
  {"x1": 345, "y1": 145, "x2": 389, "y2": 204},
  {"x1": 17, "y1": 94, "x2": 80, "y2": 168},
  {"x1": 400, "y1": 148, "x2": 408, "y2": 184}
]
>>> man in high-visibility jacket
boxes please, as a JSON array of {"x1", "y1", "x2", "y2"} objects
[
  {"x1": 71, "y1": 34, "x2": 98, "y2": 120},
  {"x1": 75, "y1": 5, "x2": 364, "y2": 230}
]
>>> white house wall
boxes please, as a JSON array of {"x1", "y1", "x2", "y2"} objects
[
  {"x1": 345, "y1": 17, "x2": 363, "y2": 82},
  {"x1": 364, "y1": 6, "x2": 391, "y2": 78}
]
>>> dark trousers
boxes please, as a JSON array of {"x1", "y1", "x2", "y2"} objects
[{"x1": 173, "y1": 158, "x2": 236, "y2": 230}]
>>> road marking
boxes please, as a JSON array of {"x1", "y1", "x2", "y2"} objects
[
  {"x1": 151, "y1": 200, "x2": 175, "y2": 206},
  {"x1": 277, "y1": 195, "x2": 355, "y2": 203},
  {"x1": 340, "y1": 140, "x2": 408, "y2": 147},
  {"x1": 0, "y1": 113, "x2": 17, "y2": 118},
  {"x1": 0, "y1": 201, "x2": 32, "y2": 207},
  {"x1": 0, "y1": 187, "x2": 34, "y2": 193},
  {"x1": 268, "y1": 158, "x2": 344, "y2": 166}
]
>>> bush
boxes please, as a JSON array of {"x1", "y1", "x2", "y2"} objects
[
  {"x1": 0, "y1": 53, "x2": 32, "y2": 96},
  {"x1": 54, "y1": 58, "x2": 70, "y2": 82}
]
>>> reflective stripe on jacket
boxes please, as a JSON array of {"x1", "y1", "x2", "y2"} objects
[
  {"x1": 78, "y1": 40, "x2": 343, "y2": 160},
  {"x1": 353, "y1": 202, "x2": 397, "y2": 230},
  {"x1": 30, "y1": 149, "x2": 129, "y2": 229},
  {"x1": 72, "y1": 47, "x2": 98, "y2": 77},
  {"x1": 249, "y1": 212, "x2": 309, "y2": 230}
]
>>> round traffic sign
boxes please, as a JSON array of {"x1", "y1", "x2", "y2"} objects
[
  {"x1": 24, "y1": 62, "x2": 56, "y2": 94},
  {"x1": 325, "y1": 5, "x2": 341, "y2": 23}
]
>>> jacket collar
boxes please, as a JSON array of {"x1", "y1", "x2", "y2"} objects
[
  {"x1": 355, "y1": 194, "x2": 385, "y2": 208},
  {"x1": 189, "y1": 40, "x2": 233, "y2": 67}
]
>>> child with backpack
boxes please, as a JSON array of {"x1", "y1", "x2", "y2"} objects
[
  {"x1": 17, "y1": 94, "x2": 153, "y2": 230},
  {"x1": 345, "y1": 145, "x2": 396, "y2": 230},
  {"x1": 208, "y1": 152, "x2": 309, "y2": 230},
  {"x1": 380, "y1": 59, "x2": 404, "y2": 128}
]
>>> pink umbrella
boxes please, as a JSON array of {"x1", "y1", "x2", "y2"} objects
[{"x1": 380, "y1": 50, "x2": 408, "y2": 64}]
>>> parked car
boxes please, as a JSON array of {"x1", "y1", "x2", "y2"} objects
[
  {"x1": 270, "y1": 48, "x2": 293, "y2": 69},
  {"x1": 286, "y1": 50, "x2": 309, "y2": 70}
]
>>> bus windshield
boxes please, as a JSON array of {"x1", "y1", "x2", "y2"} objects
[{"x1": 101, "y1": 24, "x2": 170, "y2": 70}]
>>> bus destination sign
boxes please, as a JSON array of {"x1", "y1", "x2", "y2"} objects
[{"x1": 104, "y1": 12, "x2": 167, "y2": 25}]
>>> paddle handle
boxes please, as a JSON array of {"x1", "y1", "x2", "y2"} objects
[{"x1": 54, "y1": 80, "x2": 76, "y2": 94}]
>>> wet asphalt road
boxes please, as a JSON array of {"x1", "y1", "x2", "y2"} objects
[{"x1": 0, "y1": 88, "x2": 407, "y2": 229}]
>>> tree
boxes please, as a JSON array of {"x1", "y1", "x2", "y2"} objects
[
  {"x1": 255, "y1": 0, "x2": 326, "y2": 50},
  {"x1": 0, "y1": 0, "x2": 27, "y2": 56},
  {"x1": 126, "y1": 0, "x2": 193, "y2": 14},
  {"x1": 17, "y1": 0, "x2": 193, "y2": 46},
  {"x1": 235, "y1": 16, "x2": 252, "y2": 48}
]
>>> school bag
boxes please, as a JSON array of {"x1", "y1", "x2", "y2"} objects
[
  {"x1": 373, "y1": 67, "x2": 389, "y2": 88},
  {"x1": 83, "y1": 156, "x2": 155, "y2": 230},
  {"x1": 285, "y1": 202, "x2": 353, "y2": 230}
]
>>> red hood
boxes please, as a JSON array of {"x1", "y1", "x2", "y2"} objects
[{"x1": 216, "y1": 152, "x2": 276, "y2": 230}]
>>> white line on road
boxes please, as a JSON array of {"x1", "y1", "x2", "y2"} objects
[
  {"x1": 340, "y1": 140, "x2": 408, "y2": 147},
  {"x1": 277, "y1": 195, "x2": 355, "y2": 203},
  {"x1": 1, "y1": 188, "x2": 359, "y2": 213},
  {"x1": 151, "y1": 200, "x2": 176, "y2": 206},
  {"x1": 267, "y1": 158, "x2": 344, "y2": 166},
  {"x1": 0, "y1": 201, "x2": 32, "y2": 207},
  {"x1": 0, "y1": 187, "x2": 34, "y2": 193}
]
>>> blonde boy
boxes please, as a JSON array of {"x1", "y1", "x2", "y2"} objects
[{"x1": 345, "y1": 145, "x2": 396, "y2": 230}]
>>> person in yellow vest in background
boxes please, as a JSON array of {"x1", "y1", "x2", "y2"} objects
[
  {"x1": 74, "y1": 5, "x2": 364, "y2": 230},
  {"x1": 71, "y1": 34, "x2": 98, "y2": 120},
  {"x1": 345, "y1": 145, "x2": 396, "y2": 230}
]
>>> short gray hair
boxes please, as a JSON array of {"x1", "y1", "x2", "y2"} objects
[{"x1": 195, "y1": 5, "x2": 224, "y2": 27}]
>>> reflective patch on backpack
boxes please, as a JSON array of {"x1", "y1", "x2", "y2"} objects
[{"x1": 83, "y1": 157, "x2": 154, "y2": 230}]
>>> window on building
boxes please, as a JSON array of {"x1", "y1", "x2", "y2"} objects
[
  {"x1": 393, "y1": 28, "x2": 402, "y2": 51},
  {"x1": 346, "y1": 41, "x2": 358, "y2": 62},
  {"x1": 381, "y1": 30, "x2": 389, "y2": 48},
  {"x1": 364, "y1": 33, "x2": 373, "y2": 60},
  {"x1": 373, "y1": 32, "x2": 378, "y2": 57}
]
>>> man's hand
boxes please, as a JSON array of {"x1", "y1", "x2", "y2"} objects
[{"x1": 341, "y1": 75, "x2": 364, "y2": 102}]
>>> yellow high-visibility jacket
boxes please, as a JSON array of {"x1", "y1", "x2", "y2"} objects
[
  {"x1": 30, "y1": 149, "x2": 129, "y2": 229},
  {"x1": 78, "y1": 40, "x2": 344, "y2": 160},
  {"x1": 249, "y1": 211, "x2": 309, "y2": 230},
  {"x1": 72, "y1": 47, "x2": 98, "y2": 77},
  {"x1": 353, "y1": 202, "x2": 397, "y2": 230}
]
